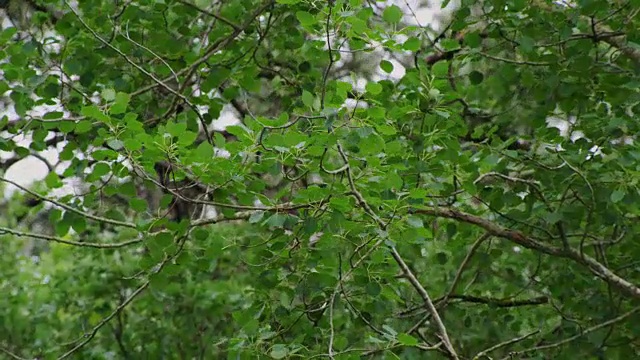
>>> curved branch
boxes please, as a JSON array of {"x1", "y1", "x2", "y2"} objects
[
  {"x1": 504, "y1": 306, "x2": 640, "y2": 358},
  {"x1": 0, "y1": 226, "x2": 142, "y2": 248},
  {"x1": 0, "y1": 177, "x2": 137, "y2": 229},
  {"x1": 414, "y1": 207, "x2": 640, "y2": 300}
]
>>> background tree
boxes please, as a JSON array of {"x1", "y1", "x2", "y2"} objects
[{"x1": 1, "y1": 0, "x2": 640, "y2": 359}]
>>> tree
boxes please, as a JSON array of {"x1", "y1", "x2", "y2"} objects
[{"x1": 1, "y1": 0, "x2": 640, "y2": 359}]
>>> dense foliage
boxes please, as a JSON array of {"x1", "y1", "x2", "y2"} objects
[{"x1": 2, "y1": 0, "x2": 640, "y2": 359}]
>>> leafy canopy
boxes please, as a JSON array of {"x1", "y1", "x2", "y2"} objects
[{"x1": 1, "y1": 0, "x2": 640, "y2": 359}]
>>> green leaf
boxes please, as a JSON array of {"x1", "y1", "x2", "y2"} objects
[
  {"x1": 265, "y1": 214, "x2": 287, "y2": 228},
  {"x1": 519, "y1": 36, "x2": 535, "y2": 53},
  {"x1": 469, "y1": 70, "x2": 484, "y2": 85},
  {"x1": 464, "y1": 31, "x2": 482, "y2": 48},
  {"x1": 435, "y1": 109, "x2": 450, "y2": 119},
  {"x1": 441, "y1": 39, "x2": 461, "y2": 51},
  {"x1": 432, "y1": 61, "x2": 449, "y2": 77},
  {"x1": 382, "y1": 5, "x2": 403, "y2": 24},
  {"x1": 92, "y1": 149, "x2": 118, "y2": 160},
  {"x1": 365, "y1": 82, "x2": 383, "y2": 95},
  {"x1": 406, "y1": 215, "x2": 423, "y2": 228},
  {"x1": 436, "y1": 252, "x2": 448, "y2": 264},
  {"x1": 348, "y1": 17, "x2": 368, "y2": 34},
  {"x1": 375, "y1": 123, "x2": 396, "y2": 135},
  {"x1": 380, "y1": 60, "x2": 394, "y2": 73},
  {"x1": 296, "y1": 11, "x2": 315, "y2": 27},
  {"x1": 58, "y1": 121, "x2": 76, "y2": 133},
  {"x1": 270, "y1": 344, "x2": 288, "y2": 359},
  {"x1": 69, "y1": 213, "x2": 87, "y2": 233},
  {"x1": 124, "y1": 138, "x2": 142, "y2": 151},
  {"x1": 192, "y1": 228, "x2": 209, "y2": 241},
  {"x1": 383, "y1": 325, "x2": 398, "y2": 337},
  {"x1": 610, "y1": 189, "x2": 625, "y2": 203},
  {"x1": 54, "y1": 216, "x2": 71, "y2": 237},
  {"x1": 129, "y1": 198, "x2": 148, "y2": 212},
  {"x1": 397, "y1": 333, "x2": 418, "y2": 346},
  {"x1": 360, "y1": 133, "x2": 385, "y2": 155},
  {"x1": 106, "y1": 139, "x2": 124, "y2": 151},
  {"x1": 45, "y1": 172, "x2": 63, "y2": 188},
  {"x1": 249, "y1": 211, "x2": 265, "y2": 223},
  {"x1": 101, "y1": 88, "x2": 116, "y2": 101},
  {"x1": 43, "y1": 111, "x2": 63, "y2": 120},
  {"x1": 92, "y1": 162, "x2": 111, "y2": 177},
  {"x1": 409, "y1": 188, "x2": 427, "y2": 199},
  {"x1": 81, "y1": 105, "x2": 110, "y2": 123},
  {"x1": 178, "y1": 131, "x2": 198, "y2": 146},
  {"x1": 545, "y1": 211, "x2": 563, "y2": 224},
  {"x1": 151, "y1": 231, "x2": 174, "y2": 250},
  {"x1": 75, "y1": 120, "x2": 93, "y2": 134},
  {"x1": 195, "y1": 141, "x2": 214, "y2": 158},
  {"x1": 403, "y1": 37, "x2": 421, "y2": 51},
  {"x1": 0, "y1": 27, "x2": 17, "y2": 43},
  {"x1": 203, "y1": 67, "x2": 231, "y2": 92},
  {"x1": 365, "y1": 282, "x2": 381, "y2": 296},
  {"x1": 302, "y1": 90, "x2": 315, "y2": 109},
  {"x1": 110, "y1": 92, "x2": 131, "y2": 114}
]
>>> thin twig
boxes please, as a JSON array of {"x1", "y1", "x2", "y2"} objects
[
  {"x1": 439, "y1": 232, "x2": 491, "y2": 307},
  {"x1": 0, "y1": 347, "x2": 27, "y2": 360},
  {"x1": 335, "y1": 144, "x2": 459, "y2": 359},
  {"x1": 0, "y1": 226, "x2": 142, "y2": 248},
  {"x1": 65, "y1": 1, "x2": 215, "y2": 144},
  {"x1": 414, "y1": 207, "x2": 640, "y2": 299},
  {"x1": 390, "y1": 247, "x2": 459, "y2": 359},
  {"x1": 132, "y1": 164, "x2": 317, "y2": 211},
  {"x1": 175, "y1": 0, "x2": 240, "y2": 31},
  {"x1": 320, "y1": 2, "x2": 336, "y2": 109},
  {"x1": 474, "y1": 330, "x2": 539, "y2": 359},
  {"x1": 475, "y1": 52, "x2": 552, "y2": 66},
  {"x1": 504, "y1": 306, "x2": 640, "y2": 358},
  {"x1": 0, "y1": 177, "x2": 137, "y2": 229},
  {"x1": 447, "y1": 295, "x2": 549, "y2": 307},
  {"x1": 57, "y1": 281, "x2": 150, "y2": 359}
]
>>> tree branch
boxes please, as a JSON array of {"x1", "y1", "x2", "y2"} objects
[
  {"x1": 0, "y1": 177, "x2": 137, "y2": 229},
  {"x1": 504, "y1": 306, "x2": 640, "y2": 358},
  {"x1": 447, "y1": 294, "x2": 549, "y2": 307},
  {"x1": 0, "y1": 226, "x2": 142, "y2": 248},
  {"x1": 413, "y1": 207, "x2": 640, "y2": 300}
]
